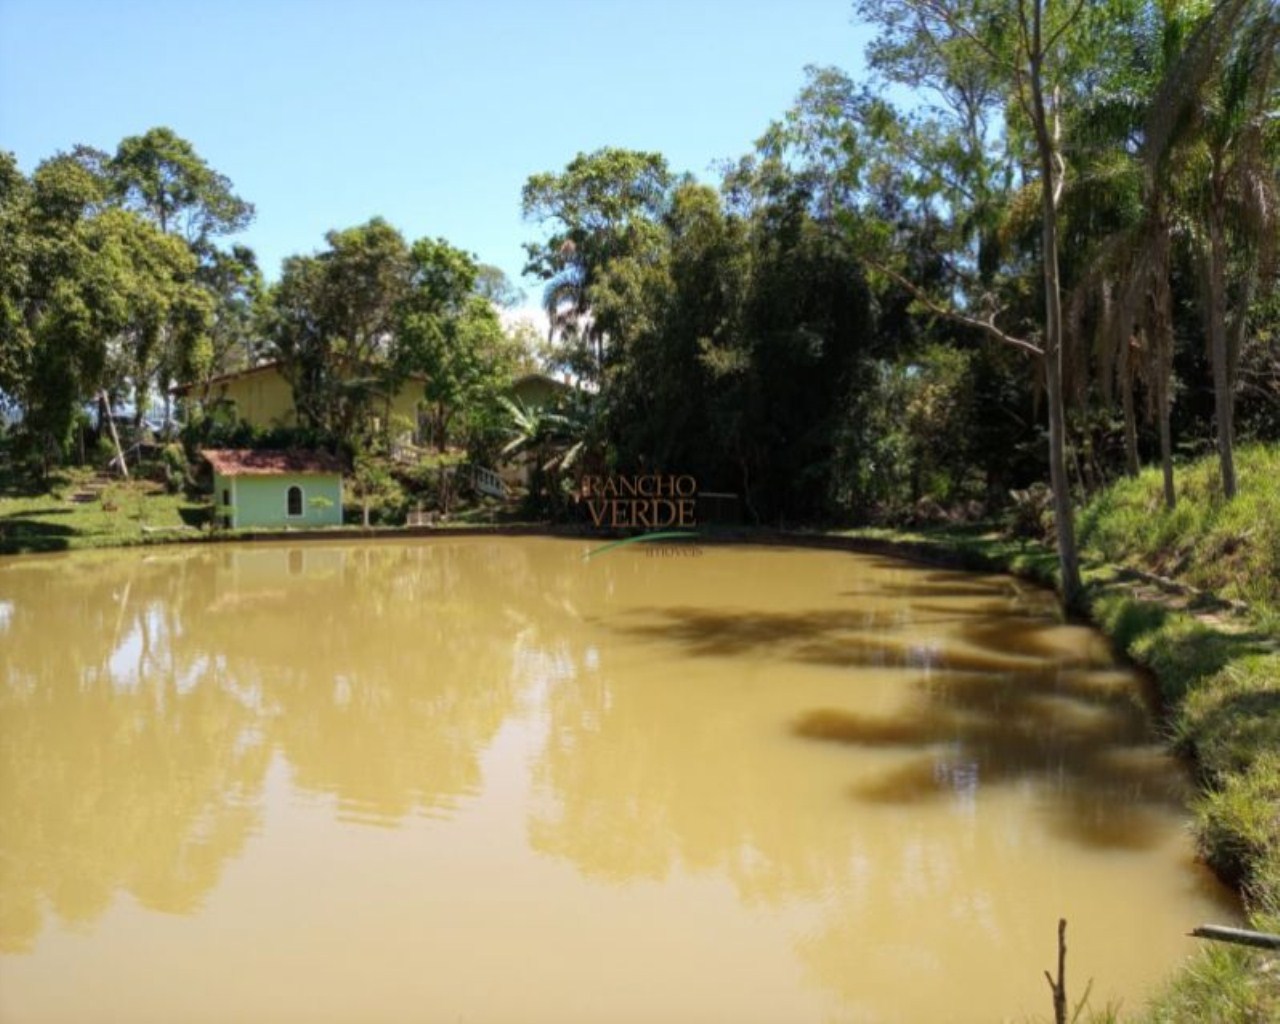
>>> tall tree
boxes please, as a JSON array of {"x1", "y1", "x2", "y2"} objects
[
  {"x1": 110, "y1": 127, "x2": 253, "y2": 246},
  {"x1": 110, "y1": 128, "x2": 255, "y2": 426},
  {"x1": 191, "y1": 244, "x2": 264, "y2": 394},
  {"x1": 473, "y1": 264, "x2": 524, "y2": 309},
  {"x1": 0, "y1": 151, "x2": 32, "y2": 406},
  {"x1": 8, "y1": 152, "x2": 207, "y2": 473},
  {"x1": 396, "y1": 238, "x2": 517, "y2": 450},
  {"x1": 267, "y1": 218, "x2": 411, "y2": 443},
  {"x1": 521, "y1": 148, "x2": 673, "y2": 381},
  {"x1": 853, "y1": 0, "x2": 1104, "y2": 607},
  {"x1": 1182, "y1": 0, "x2": 1279, "y2": 498}
]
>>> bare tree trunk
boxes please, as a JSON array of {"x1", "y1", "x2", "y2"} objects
[
  {"x1": 1029, "y1": 25, "x2": 1083, "y2": 610},
  {"x1": 1157, "y1": 361, "x2": 1175, "y2": 509},
  {"x1": 1118, "y1": 323, "x2": 1139, "y2": 477},
  {"x1": 1044, "y1": 354, "x2": 1082, "y2": 607},
  {"x1": 1151, "y1": 238, "x2": 1177, "y2": 509},
  {"x1": 99, "y1": 391, "x2": 129, "y2": 479},
  {"x1": 1207, "y1": 198, "x2": 1237, "y2": 499},
  {"x1": 1122, "y1": 367, "x2": 1140, "y2": 477}
]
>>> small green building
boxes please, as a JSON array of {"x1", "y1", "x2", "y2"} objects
[{"x1": 203, "y1": 449, "x2": 344, "y2": 529}]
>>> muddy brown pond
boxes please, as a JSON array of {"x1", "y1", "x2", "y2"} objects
[{"x1": 0, "y1": 538, "x2": 1237, "y2": 1023}]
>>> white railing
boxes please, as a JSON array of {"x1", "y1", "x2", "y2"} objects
[{"x1": 468, "y1": 464, "x2": 508, "y2": 500}]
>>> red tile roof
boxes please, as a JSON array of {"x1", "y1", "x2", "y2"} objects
[{"x1": 202, "y1": 449, "x2": 344, "y2": 477}]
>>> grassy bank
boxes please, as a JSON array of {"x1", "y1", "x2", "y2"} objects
[
  {"x1": 0, "y1": 472, "x2": 208, "y2": 554},
  {"x1": 835, "y1": 445, "x2": 1279, "y2": 1022},
  {"x1": 1081, "y1": 448, "x2": 1279, "y2": 1023},
  {"x1": 0, "y1": 463, "x2": 524, "y2": 556},
  {"x1": 1078, "y1": 444, "x2": 1280, "y2": 626}
]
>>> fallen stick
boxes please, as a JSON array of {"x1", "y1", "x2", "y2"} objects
[{"x1": 1189, "y1": 925, "x2": 1280, "y2": 950}]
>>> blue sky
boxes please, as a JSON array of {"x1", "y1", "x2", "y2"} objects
[{"x1": 0, "y1": 0, "x2": 871, "y2": 311}]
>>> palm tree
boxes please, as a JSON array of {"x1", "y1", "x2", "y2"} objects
[
  {"x1": 1181, "y1": 1, "x2": 1279, "y2": 498},
  {"x1": 1074, "y1": 0, "x2": 1271, "y2": 508}
]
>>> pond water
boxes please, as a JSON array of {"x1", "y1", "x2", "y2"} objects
[{"x1": 0, "y1": 538, "x2": 1236, "y2": 1023}]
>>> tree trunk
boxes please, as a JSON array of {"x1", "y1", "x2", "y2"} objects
[
  {"x1": 1119, "y1": 330, "x2": 1140, "y2": 477},
  {"x1": 1044, "y1": 354, "x2": 1082, "y2": 607},
  {"x1": 1207, "y1": 197, "x2": 1237, "y2": 499},
  {"x1": 1157, "y1": 358, "x2": 1175, "y2": 509},
  {"x1": 99, "y1": 391, "x2": 129, "y2": 479},
  {"x1": 1122, "y1": 367, "x2": 1140, "y2": 477},
  {"x1": 1029, "y1": 33, "x2": 1083, "y2": 610},
  {"x1": 1151, "y1": 254, "x2": 1177, "y2": 510},
  {"x1": 1202, "y1": 143, "x2": 1239, "y2": 497}
]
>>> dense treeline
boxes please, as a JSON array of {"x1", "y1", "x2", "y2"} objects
[
  {"x1": 0, "y1": 129, "x2": 255, "y2": 470},
  {"x1": 1, "y1": 0, "x2": 1276, "y2": 598},
  {"x1": 519, "y1": 0, "x2": 1277, "y2": 605},
  {"x1": 0, "y1": 129, "x2": 527, "y2": 480}
]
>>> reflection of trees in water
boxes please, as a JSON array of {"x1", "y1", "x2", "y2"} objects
[
  {"x1": 0, "y1": 554, "x2": 268, "y2": 952},
  {"x1": 206, "y1": 544, "x2": 529, "y2": 823},
  {"x1": 535, "y1": 552, "x2": 1223, "y2": 911},
  {"x1": 529, "y1": 654, "x2": 873, "y2": 904},
  {"x1": 0, "y1": 540, "x2": 580, "y2": 951},
  {"x1": 604, "y1": 570, "x2": 1189, "y2": 853},
  {"x1": 527, "y1": 554, "x2": 1233, "y2": 1013}
]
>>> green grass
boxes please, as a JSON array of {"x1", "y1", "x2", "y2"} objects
[
  {"x1": 0, "y1": 470, "x2": 208, "y2": 554},
  {"x1": 1139, "y1": 918, "x2": 1280, "y2": 1024},
  {"x1": 0, "y1": 449, "x2": 535, "y2": 554},
  {"x1": 1077, "y1": 444, "x2": 1280, "y2": 621}
]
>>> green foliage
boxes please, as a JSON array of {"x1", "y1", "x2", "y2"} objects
[
  {"x1": 1005, "y1": 483, "x2": 1055, "y2": 542},
  {"x1": 498, "y1": 394, "x2": 598, "y2": 518},
  {"x1": 397, "y1": 238, "x2": 519, "y2": 451},
  {"x1": 1194, "y1": 748, "x2": 1280, "y2": 894},
  {"x1": 267, "y1": 217, "x2": 411, "y2": 442},
  {"x1": 110, "y1": 126, "x2": 253, "y2": 243},
  {"x1": 1, "y1": 130, "x2": 256, "y2": 482},
  {"x1": 522, "y1": 147, "x2": 673, "y2": 380},
  {"x1": 521, "y1": 148, "x2": 882, "y2": 521},
  {"x1": 193, "y1": 244, "x2": 264, "y2": 383},
  {"x1": 160, "y1": 442, "x2": 188, "y2": 494},
  {"x1": 1139, "y1": 921, "x2": 1280, "y2": 1023},
  {"x1": 835, "y1": 345, "x2": 992, "y2": 520},
  {"x1": 349, "y1": 453, "x2": 406, "y2": 526},
  {"x1": 181, "y1": 416, "x2": 335, "y2": 456},
  {"x1": 261, "y1": 221, "x2": 520, "y2": 457}
]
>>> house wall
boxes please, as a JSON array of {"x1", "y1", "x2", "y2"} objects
[
  {"x1": 213, "y1": 369, "x2": 298, "y2": 429},
  {"x1": 206, "y1": 367, "x2": 424, "y2": 440},
  {"x1": 387, "y1": 383, "x2": 425, "y2": 438},
  {"x1": 510, "y1": 376, "x2": 566, "y2": 410},
  {"x1": 213, "y1": 471, "x2": 343, "y2": 529}
]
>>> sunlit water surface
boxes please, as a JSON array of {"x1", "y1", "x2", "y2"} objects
[{"x1": 0, "y1": 538, "x2": 1236, "y2": 1023}]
